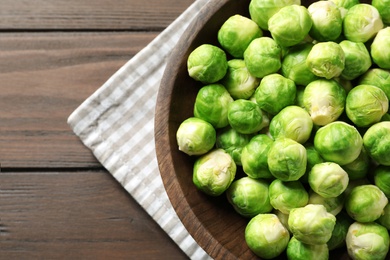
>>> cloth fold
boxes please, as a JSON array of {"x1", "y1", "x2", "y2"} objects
[{"x1": 67, "y1": 0, "x2": 212, "y2": 259}]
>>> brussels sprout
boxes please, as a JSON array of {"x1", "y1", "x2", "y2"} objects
[
  {"x1": 308, "y1": 190, "x2": 345, "y2": 216},
  {"x1": 193, "y1": 149, "x2": 236, "y2": 196},
  {"x1": 269, "y1": 179, "x2": 309, "y2": 214},
  {"x1": 221, "y1": 59, "x2": 260, "y2": 100},
  {"x1": 244, "y1": 37, "x2": 282, "y2": 78},
  {"x1": 216, "y1": 127, "x2": 252, "y2": 166},
  {"x1": 339, "y1": 40, "x2": 372, "y2": 80},
  {"x1": 255, "y1": 73, "x2": 296, "y2": 115},
  {"x1": 288, "y1": 204, "x2": 336, "y2": 245},
  {"x1": 327, "y1": 211, "x2": 354, "y2": 250},
  {"x1": 227, "y1": 99, "x2": 264, "y2": 134},
  {"x1": 309, "y1": 162, "x2": 349, "y2": 198},
  {"x1": 374, "y1": 166, "x2": 390, "y2": 198},
  {"x1": 267, "y1": 137, "x2": 307, "y2": 181},
  {"x1": 269, "y1": 105, "x2": 313, "y2": 144},
  {"x1": 287, "y1": 236, "x2": 329, "y2": 260},
  {"x1": 226, "y1": 177, "x2": 273, "y2": 218},
  {"x1": 363, "y1": 122, "x2": 390, "y2": 166},
  {"x1": 358, "y1": 68, "x2": 390, "y2": 100},
  {"x1": 241, "y1": 134, "x2": 274, "y2": 179},
  {"x1": 329, "y1": 0, "x2": 359, "y2": 16},
  {"x1": 268, "y1": 5, "x2": 313, "y2": 47},
  {"x1": 371, "y1": 27, "x2": 390, "y2": 70},
  {"x1": 281, "y1": 43, "x2": 320, "y2": 86},
  {"x1": 308, "y1": 1, "x2": 342, "y2": 42},
  {"x1": 176, "y1": 117, "x2": 216, "y2": 156},
  {"x1": 249, "y1": 0, "x2": 301, "y2": 30},
  {"x1": 343, "y1": 3, "x2": 384, "y2": 43},
  {"x1": 187, "y1": 44, "x2": 228, "y2": 84},
  {"x1": 306, "y1": 42, "x2": 345, "y2": 79},
  {"x1": 334, "y1": 77, "x2": 354, "y2": 94},
  {"x1": 372, "y1": 0, "x2": 390, "y2": 25},
  {"x1": 346, "y1": 222, "x2": 390, "y2": 260},
  {"x1": 345, "y1": 184, "x2": 388, "y2": 222},
  {"x1": 245, "y1": 213, "x2": 290, "y2": 259},
  {"x1": 193, "y1": 84, "x2": 233, "y2": 128},
  {"x1": 314, "y1": 121, "x2": 363, "y2": 165},
  {"x1": 218, "y1": 15, "x2": 262, "y2": 58},
  {"x1": 346, "y1": 85, "x2": 388, "y2": 127},
  {"x1": 342, "y1": 148, "x2": 370, "y2": 181},
  {"x1": 302, "y1": 79, "x2": 346, "y2": 126}
]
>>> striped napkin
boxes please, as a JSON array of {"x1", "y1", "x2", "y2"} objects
[{"x1": 67, "y1": 0, "x2": 212, "y2": 259}]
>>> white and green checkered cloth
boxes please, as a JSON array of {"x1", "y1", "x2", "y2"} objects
[{"x1": 67, "y1": 0, "x2": 211, "y2": 259}]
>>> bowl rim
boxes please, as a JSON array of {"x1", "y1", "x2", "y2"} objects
[{"x1": 154, "y1": 0, "x2": 237, "y2": 258}]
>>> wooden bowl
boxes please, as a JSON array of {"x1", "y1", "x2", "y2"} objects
[{"x1": 155, "y1": 0, "x2": 352, "y2": 259}]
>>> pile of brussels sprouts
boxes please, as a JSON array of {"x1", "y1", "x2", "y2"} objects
[{"x1": 176, "y1": 0, "x2": 390, "y2": 259}]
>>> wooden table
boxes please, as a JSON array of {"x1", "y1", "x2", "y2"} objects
[{"x1": 0, "y1": 1, "x2": 195, "y2": 258}]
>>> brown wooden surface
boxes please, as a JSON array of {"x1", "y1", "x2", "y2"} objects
[{"x1": 0, "y1": 0, "x2": 194, "y2": 259}]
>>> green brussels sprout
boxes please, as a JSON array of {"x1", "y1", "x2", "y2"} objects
[
  {"x1": 308, "y1": 1, "x2": 343, "y2": 42},
  {"x1": 329, "y1": 0, "x2": 359, "y2": 18},
  {"x1": 227, "y1": 99, "x2": 264, "y2": 134},
  {"x1": 255, "y1": 73, "x2": 296, "y2": 115},
  {"x1": 378, "y1": 204, "x2": 390, "y2": 230},
  {"x1": 308, "y1": 190, "x2": 345, "y2": 216},
  {"x1": 341, "y1": 148, "x2": 370, "y2": 181},
  {"x1": 363, "y1": 122, "x2": 390, "y2": 166},
  {"x1": 187, "y1": 44, "x2": 228, "y2": 84},
  {"x1": 193, "y1": 149, "x2": 236, "y2": 196},
  {"x1": 281, "y1": 43, "x2": 320, "y2": 86},
  {"x1": 329, "y1": 0, "x2": 359, "y2": 9},
  {"x1": 309, "y1": 162, "x2": 349, "y2": 198},
  {"x1": 339, "y1": 40, "x2": 372, "y2": 80},
  {"x1": 268, "y1": 5, "x2": 313, "y2": 47},
  {"x1": 346, "y1": 222, "x2": 390, "y2": 260},
  {"x1": 346, "y1": 85, "x2": 389, "y2": 127},
  {"x1": 176, "y1": 117, "x2": 216, "y2": 156},
  {"x1": 306, "y1": 41, "x2": 345, "y2": 79},
  {"x1": 335, "y1": 77, "x2": 354, "y2": 94},
  {"x1": 249, "y1": 0, "x2": 301, "y2": 30},
  {"x1": 345, "y1": 184, "x2": 388, "y2": 222},
  {"x1": 218, "y1": 15, "x2": 262, "y2": 58},
  {"x1": 358, "y1": 68, "x2": 390, "y2": 100},
  {"x1": 372, "y1": 0, "x2": 390, "y2": 25},
  {"x1": 302, "y1": 79, "x2": 346, "y2": 126},
  {"x1": 343, "y1": 4, "x2": 384, "y2": 43},
  {"x1": 269, "y1": 179, "x2": 309, "y2": 214},
  {"x1": 193, "y1": 84, "x2": 233, "y2": 128},
  {"x1": 244, "y1": 37, "x2": 282, "y2": 78},
  {"x1": 287, "y1": 236, "x2": 329, "y2": 260},
  {"x1": 221, "y1": 59, "x2": 260, "y2": 100},
  {"x1": 245, "y1": 213, "x2": 290, "y2": 259},
  {"x1": 226, "y1": 177, "x2": 273, "y2": 218},
  {"x1": 382, "y1": 113, "x2": 390, "y2": 121},
  {"x1": 371, "y1": 27, "x2": 390, "y2": 70},
  {"x1": 314, "y1": 121, "x2": 363, "y2": 165},
  {"x1": 269, "y1": 105, "x2": 313, "y2": 144},
  {"x1": 268, "y1": 137, "x2": 307, "y2": 181},
  {"x1": 241, "y1": 134, "x2": 274, "y2": 179},
  {"x1": 288, "y1": 204, "x2": 336, "y2": 245},
  {"x1": 374, "y1": 166, "x2": 390, "y2": 198},
  {"x1": 216, "y1": 127, "x2": 252, "y2": 166},
  {"x1": 327, "y1": 211, "x2": 354, "y2": 250}
]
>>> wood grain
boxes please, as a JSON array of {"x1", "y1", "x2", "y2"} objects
[
  {"x1": 0, "y1": 0, "x2": 195, "y2": 31},
  {"x1": 0, "y1": 170, "x2": 187, "y2": 259},
  {"x1": 0, "y1": 32, "x2": 156, "y2": 168}
]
